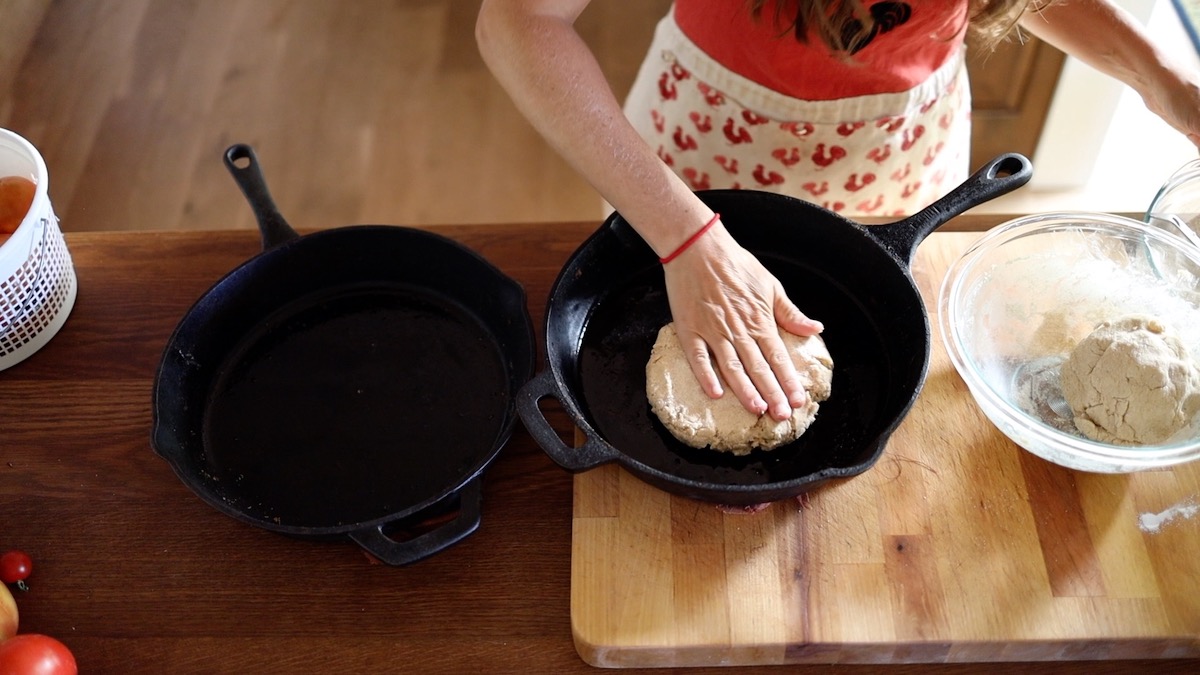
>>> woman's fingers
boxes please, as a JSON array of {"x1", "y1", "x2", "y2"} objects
[
  {"x1": 704, "y1": 335, "x2": 769, "y2": 417},
  {"x1": 680, "y1": 332, "x2": 724, "y2": 399},
  {"x1": 769, "y1": 286, "x2": 822, "y2": 409},
  {"x1": 757, "y1": 327, "x2": 808, "y2": 413},
  {"x1": 744, "y1": 334, "x2": 795, "y2": 421},
  {"x1": 683, "y1": 321, "x2": 796, "y2": 421}
]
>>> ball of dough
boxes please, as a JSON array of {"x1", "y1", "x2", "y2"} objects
[
  {"x1": 1060, "y1": 315, "x2": 1200, "y2": 445},
  {"x1": 645, "y1": 323, "x2": 833, "y2": 455}
]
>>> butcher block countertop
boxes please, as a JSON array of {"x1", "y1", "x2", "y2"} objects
[
  {"x1": 571, "y1": 221, "x2": 1200, "y2": 667},
  {"x1": 0, "y1": 215, "x2": 1196, "y2": 674}
]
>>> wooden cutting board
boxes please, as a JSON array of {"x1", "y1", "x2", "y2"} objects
[{"x1": 570, "y1": 231, "x2": 1200, "y2": 667}]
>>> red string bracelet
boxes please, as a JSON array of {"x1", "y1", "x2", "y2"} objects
[{"x1": 659, "y1": 213, "x2": 720, "y2": 264}]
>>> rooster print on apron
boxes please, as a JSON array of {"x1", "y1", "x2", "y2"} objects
[{"x1": 623, "y1": 2, "x2": 972, "y2": 217}]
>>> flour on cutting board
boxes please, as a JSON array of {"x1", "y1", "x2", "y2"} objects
[{"x1": 1139, "y1": 495, "x2": 1200, "y2": 533}]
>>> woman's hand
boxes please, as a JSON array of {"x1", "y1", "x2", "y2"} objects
[
  {"x1": 1140, "y1": 61, "x2": 1200, "y2": 150},
  {"x1": 662, "y1": 221, "x2": 824, "y2": 421}
]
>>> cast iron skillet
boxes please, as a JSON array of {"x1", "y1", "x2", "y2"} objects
[
  {"x1": 518, "y1": 153, "x2": 1032, "y2": 505},
  {"x1": 151, "y1": 144, "x2": 535, "y2": 565}
]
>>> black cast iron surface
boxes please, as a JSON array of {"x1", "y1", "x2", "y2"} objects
[{"x1": 151, "y1": 144, "x2": 535, "y2": 564}]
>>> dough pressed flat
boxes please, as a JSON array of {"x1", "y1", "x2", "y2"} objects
[{"x1": 645, "y1": 323, "x2": 833, "y2": 455}]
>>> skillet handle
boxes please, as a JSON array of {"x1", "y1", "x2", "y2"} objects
[
  {"x1": 347, "y1": 478, "x2": 482, "y2": 566},
  {"x1": 223, "y1": 144, "x2": 301, "y2": 251},
  {"x1": 517, "y1": 370, "x2": 618, "y2": 471},
  {"x1": 869, "y1": 153, "x2": 1032, "y2": 264}
]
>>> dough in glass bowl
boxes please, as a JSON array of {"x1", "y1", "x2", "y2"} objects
[{"x1": 1061, "y1": 314, "x2": 1200, "y2": 445}]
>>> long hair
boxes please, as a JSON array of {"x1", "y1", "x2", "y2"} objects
[{"x1": 748, "y1": 0, "x2": 1051, "y2": 52}]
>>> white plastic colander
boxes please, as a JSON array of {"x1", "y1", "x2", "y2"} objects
[{"x1": 0, "y1": 128, "x2": 76, "y2": 371}]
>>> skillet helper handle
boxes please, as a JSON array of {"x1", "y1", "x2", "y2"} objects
[
  {"x1": 223, "y1": 144, "x2": 301, "y2": 250},
  {"x1": 348, "y1": 478, "x2": 483, "y2": 566},
  {"x1": 870, "y1": 153, "x2": 1033, "y2": 264},
  {"x1": 517, "y1": 370, "x2": 618, "y2": 471}
]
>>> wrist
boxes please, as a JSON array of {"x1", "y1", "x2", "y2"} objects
[{"x1": 660, "y1": 212, "x2": 721, "y2": 264}]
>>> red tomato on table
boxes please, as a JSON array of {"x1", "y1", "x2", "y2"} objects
[
  {"x1": 0, "y1": 552, "x2": 31, "y2": 586},
  {"x1": 0, "y1": 634, "x2": 77, "y2": 675}
]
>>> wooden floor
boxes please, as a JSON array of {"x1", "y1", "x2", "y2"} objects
[{"x1": 0, "y1": 0, "x2": 673, "y2": 233}]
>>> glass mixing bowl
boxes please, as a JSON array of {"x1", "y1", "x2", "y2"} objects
[
  {"x1": 1146, "y1": 158, "x2": 1200, "y2": 251},
  {"x1": 938, "y1": 212, "x2": 1200, "y2": 472}
]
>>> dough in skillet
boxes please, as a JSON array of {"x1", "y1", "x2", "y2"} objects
[
  {"x1": 1061, "y1": 314, "x2": 1200, "y2": 445},
  {"x1": 645, "y1": 323, "x2": 833, "y2": 455}
]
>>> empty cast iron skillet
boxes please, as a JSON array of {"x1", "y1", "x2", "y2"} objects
[
  {"x1": 151, "y1": 145, "x2": 535, "y2": 564},
  {"x1": 518, "y1": 154, "x2": 1032, "y2": 505}
]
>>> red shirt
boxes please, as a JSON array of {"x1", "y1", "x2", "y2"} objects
[{"x1": 673, "y1": 0, "x2": 968, "y2": 100}]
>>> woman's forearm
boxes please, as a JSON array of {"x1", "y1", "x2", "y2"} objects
[
  {"x1": 1018, "y1": 0, "x2": 1200, "y2": 146},
  {"x1": 475, "y1": 0, "x2": 715, "y2": 254},
  {"x1": 1019, "y1": 1, "x2": 1161, "y2": 89}
]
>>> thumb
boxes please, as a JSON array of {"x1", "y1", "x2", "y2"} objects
[{"x1": 774, "y1": 291, "x2": 823, "y2": 336}]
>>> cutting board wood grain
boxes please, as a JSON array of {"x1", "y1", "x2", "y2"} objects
[{"x1": 570, "y1": 231, "x2": 1200, "y2": 667}]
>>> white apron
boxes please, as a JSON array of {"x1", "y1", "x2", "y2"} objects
[{"x1": 623, "y1": 11, "x2": 972, "y2": 217}]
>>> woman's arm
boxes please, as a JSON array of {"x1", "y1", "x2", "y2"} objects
[
  {"x1": 476, "y1": 0, "x2": 823, "y2": 420},
  {"x1": 477, "y1": 0, "x2": 705, "y2": 254},
  {"x1": 1019, "y1": 0, "x2": 1200, "y2": 148}
]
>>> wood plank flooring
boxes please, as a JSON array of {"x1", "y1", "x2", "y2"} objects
[{"x1": 0, "y1": 0, "x2": 672, "y2": 232}]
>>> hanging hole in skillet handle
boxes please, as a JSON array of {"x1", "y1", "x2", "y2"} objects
[
  {"x1": 869, "y1": 153, "x2": 1033, "y2": 265},
  {"x1": 348, "y1": 478, "x2": 483, "y2": 566},
  {"x1": 516, "y1": 370, "x2": 619, "y2": 471},
  {"x1": 223, "y1": 144, "x2": 301, "y2": 251}
]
